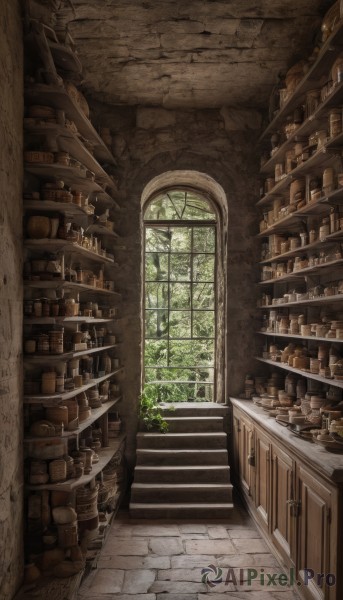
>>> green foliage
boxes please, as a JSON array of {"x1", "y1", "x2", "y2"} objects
[
  {"x1": 144, "y1": 222, "x2": 216, "y2": 402},
  {"x1": 139, "y1": 384, "x2": 169, "y2": 433}
]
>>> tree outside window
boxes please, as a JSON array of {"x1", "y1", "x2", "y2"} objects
[{"x1": 144, "y1": 189, "x2": 217, "y2": 402}]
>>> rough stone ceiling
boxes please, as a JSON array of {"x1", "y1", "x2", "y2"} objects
[{"x1": 67, "y1": 0, "x2": 334, "y2": 109}]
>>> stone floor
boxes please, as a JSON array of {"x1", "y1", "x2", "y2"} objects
[{"x1": 77, "y1": 506, "x2": 300, "y2": 600}]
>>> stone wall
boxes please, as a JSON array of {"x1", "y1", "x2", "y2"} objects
[
  {"x1": 90, "y1": 102, "x2": 261, "y2": 472},
  {"x1": 0, "y1": 1, "x2": 24, "y2": 598}
]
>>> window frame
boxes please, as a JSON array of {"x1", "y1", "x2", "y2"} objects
[{"x1": 143, "y1": 187, "x2": 219, "y2": 402}]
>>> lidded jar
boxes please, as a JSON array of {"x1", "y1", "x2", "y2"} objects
[{"x1": 329, "y1": 109, "x2": 342, "y2": 138}]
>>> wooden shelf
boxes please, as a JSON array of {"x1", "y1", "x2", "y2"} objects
[
  {"x1": 48, "y1": 41, "x2": 83, "y2": 75},
  {"x1": 24, "y1": 344, "x2": 117, "y2": 363},
  {"x1": 25, "y1": 435, "x2": 126, "y2": 491},
  {"x1": 24, "y1": 397, "x2": 121, "y2": 441},
  {"x1": 24, "y1": 199, "x2": 89, "y2": 219},
  {"x1": 255, "y1": 356, "x2": 343, "y2": 389},
  {"x1": 257, "y1": 330, "x2": 343, "y2": 343},
  {"x1": 24, "y1": 279, "x2": 121, "y2": 297},
  {"x1": 259, "y1": 258, "x2": 343, "y2": 285},
  {"x1": 25, "y1": 83, "x2": 116, "y2": 166},
  {"x1": 259, "y1": 23, "x2": 343, "y2": 141},
  {"x1": 260, "y1": 240, "x2": 332, "y2": 265},
  {"x1": 260, "y1": 81, "x2": 343, "y2": 175},
  {"x1": 260, "y1": 294, "x2": 343, "y2": 309},
  {"x1": 24, "y1": 122, "x2": 117, "y2": 192},
  {"x1": 87, "y1": 224, "x2": 118, "y2": 238},
  {"x1": 24, "y1": 237, "x2": 116, "y2": 265},
  {"x1": 257, "y1": 197, "x2": 333, "y2": 237},
  {"x1": 24, "y1": 369, "x2": 123, "y2": 404},
  {"x1": 24, "y1": 316, "x2": 115, "y2": 325},
  {"x1": 25, "y1": 163, "x2": 117, "y2": 206},
  {"x1": 257, "y1": 146, "x2": 339, "y2": 208}
]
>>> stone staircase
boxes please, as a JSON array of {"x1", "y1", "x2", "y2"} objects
[{"x1": 129, "y1": 402, "x2": 234, "y2": 518}]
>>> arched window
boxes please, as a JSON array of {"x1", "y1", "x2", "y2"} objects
[{"x1": 143, "y1": 188, "x2": 217, "y2": 402}]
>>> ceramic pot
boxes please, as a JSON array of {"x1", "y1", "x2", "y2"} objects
[{"x1": 26, "y1": 216, "x2": 51, "y2": 239}]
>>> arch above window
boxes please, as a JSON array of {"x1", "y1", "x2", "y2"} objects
[{"x1": 145, "y1": 188, "x2": 216, "y2": 222}]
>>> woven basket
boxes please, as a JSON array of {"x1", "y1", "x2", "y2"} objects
[
  {"x1": 76, "y1": 485, "x2": 98, "y2": 521},
  {"x1": 57, "y1": 521, "x2": 78, "y2": 548},
  {"x1": 49, "y1": 459, "x2": 67, "y2": 483},
  {"x1": 24, "y1": 151, "x2": 54, "y2": 164},
  {"x1": 46, "y1": 405, "x2": 68, "y2": 427}
]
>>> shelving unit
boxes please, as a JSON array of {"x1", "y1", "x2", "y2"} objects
[
  {"x1": 256, "y1": 13, "x2": 343, "y2": 403},
  {"x1": 22, "y1": 14, "x2": 126, "y2": 580}
]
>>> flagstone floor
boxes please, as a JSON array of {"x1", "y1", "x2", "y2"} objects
[{"x1": 77, "y1": 506, "x2": 300, "y2": 600}]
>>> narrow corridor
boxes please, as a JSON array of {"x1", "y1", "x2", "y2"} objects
[{"x1": 77, "y1": 506, "x2": 300, "y2": 599}]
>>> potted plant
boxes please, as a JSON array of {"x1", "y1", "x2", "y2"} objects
[{"x1": 139, "y1": 384, "x2": 169, "y2": 433}]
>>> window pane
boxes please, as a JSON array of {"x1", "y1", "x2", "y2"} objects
[
  {"x1": 145, "y1": 227, "x2": 170, "y2": 252},
  {"x1": 169, "y1": 283, "x2": 191, "y2": 309},
  {"x1": 192, "y1": 283, "x2": 215, "y2": 309},
  {"x1": 145, "y1": 309, "x2": 168, "y2": 338},
  {"x1": 145, "y1": 340, "x2": 168, "y2": 366},
  {"x1": 193, "y1": 227, "x2": 215, "y2": 252},
  {"x1": 192, "y1": 340, "x2": 215, "y2": 365},
  {"x1": 193, "y1": 254, "x2": 215, "y2": 282},
  {"x1": 169, "y1": 311, "x2": 191, "y2": 338},
  {"x1": 170, "y1": 227, "x2": 191, "y2": 251},
  {"x1": 170, "y1": 254, "x2": 191, "y2": 281},
  {"x1": 145, "y1": 252, "x2": 168, "y2": 281},
  {"x1": 193, "y1": 311, "x2": 215, "y2": 338},
  {"x1": 145, "y1": 282, "x2": 168, "y2": 308},
  {"x1": 169, "y1": 341, "x2": 195, "y2": 366}
]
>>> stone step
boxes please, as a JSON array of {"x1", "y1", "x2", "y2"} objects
[
  {"x1": 164, "y1": 416, "x2": 224, "y2": 433},
  {"x1": 133, "y1": 465, "x2": 231, "y2": 484},
  {"x1": 160, "y1": 402, "x2": 229, "y2": 417},
  {"x1": 130, "y1": 483, "x2": 233, "y2": 503},
  {"x1": 136, "y1": 431, "x2": 227, "y2": 450},
  {"x1": 136, "y1": 448, "x2": 229, "y2": 466},
  {"x1": 129, "y1": 502, "x2": 234, "y2": 519}
]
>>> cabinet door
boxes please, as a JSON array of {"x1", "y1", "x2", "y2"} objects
[
  {"x1": 271, "y1": 443, "x2": 295, "y2": 565},
  {"x1": 232, "y1": 409, "x2": 254, "y2": 498},
  {"x1": 232, "y1": 411, "x2": 240, "y2": 484},
  {"x1": 254, "y1": 426, "x2": 270, "y2": 531},
  {"x1": 296, "y1": 465, "x2": 335, "y2": 600}
]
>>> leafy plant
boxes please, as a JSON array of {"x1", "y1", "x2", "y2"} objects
[{"x1": 139, "y1": 384, "x2": 169, "y2": 433}]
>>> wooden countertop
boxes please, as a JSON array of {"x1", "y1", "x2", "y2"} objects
[{"x1": 230, "y1": 397, "x2": 343, "y2": 484}]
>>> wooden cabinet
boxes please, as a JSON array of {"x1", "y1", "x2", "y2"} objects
[{"x1": 231, "y1": 400, "x2": 343, "y2": 600}]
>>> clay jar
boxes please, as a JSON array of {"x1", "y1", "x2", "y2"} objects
[
  {"x1": 26, "y1": 216, "x2": 51, "y2": 239},
  {"x1": 41, "y1": 371, "x2": 56, "y2": 395}
]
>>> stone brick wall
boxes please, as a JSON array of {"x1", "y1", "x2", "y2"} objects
[
  {"x1": 90, "y1": 102, "x2": 261, "y2": 472},
  {"x1": 0, "y1": 1, "x2": 24, "y2": 597}
]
